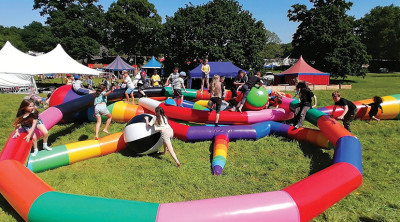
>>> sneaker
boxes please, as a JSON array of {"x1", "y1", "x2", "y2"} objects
[
  {"x1": 43, "y1": 146, "x2": 52, "y2": 151},
  {"x1": 32, "y1": 149, "x2": 38, "y2": 156}
]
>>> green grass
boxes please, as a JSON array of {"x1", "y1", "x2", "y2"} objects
[{"x1": 1, "y1": 73, "x2": 400, "y2": 221}]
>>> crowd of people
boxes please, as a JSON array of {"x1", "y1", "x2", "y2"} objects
[{"x1": 11, "y1": 63, "x2": 384, "y2": 166}]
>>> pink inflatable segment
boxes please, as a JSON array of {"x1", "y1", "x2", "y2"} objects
[
  {"x1": 157, "y1": 191, "x2": 300, "y2": 222},
  {"x1": 247, "y1": 108, "x2": 293, "y2": 123},
  {"x1": 33, "y1": 107, "x2": 63, "y2": 137}
]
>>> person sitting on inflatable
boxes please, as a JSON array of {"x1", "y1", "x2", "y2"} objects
[
  {"x1": 236, "y1": 71, "x2": 268, "y2": 113},
  {"x1": 72, "y1": 75, "x2": 94, "y2": 95}
]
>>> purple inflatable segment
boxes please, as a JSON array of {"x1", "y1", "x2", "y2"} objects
[
  {"x1": 317, "y1": 107, "x2": 330, "y2": 115},
  {"x1": 186, "y1": 125, "x2": 257, "y2": 141},
  {"x1": 63, "y1": 89, "x2": 80, "y2": 104},
  {"x1": 268, "y1": 121, "x2": 290, "y2": 137},
  {"x1": 213, "y1": 166, "x2": 223, "y2": 175}
]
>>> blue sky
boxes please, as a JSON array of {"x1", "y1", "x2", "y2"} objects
[{"x1": 0, "y1": 0, "x2": 399, "y2": 43}]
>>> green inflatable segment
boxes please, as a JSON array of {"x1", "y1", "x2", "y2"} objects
[
  {"x1": 289, "y1": 99, "x2": 300, "y2": 110},
  {"x1": 390, "y1": 94, "x2": 400, "y2": 119},
  {"x1": 193, "y1": 103, "x2": 207, "y2": 110},
  {"x1": 27, "y1": 145, "x2": 69, "y2": 173},
  {"x1": 164, "y1": 87, "x2": 197, "y2": 100},
  {"x1": 100, "y1": 103, "x2": 115, "y2": 122},
  {"x1": 306, "y1": 108, "x2": 327, "y2": 126},
  {"x1": 246, "y1": 87, "x2": 269, "y2": 107},
  {"x1": 28, "y1": 191, "x2": 159, "y2": 222}
]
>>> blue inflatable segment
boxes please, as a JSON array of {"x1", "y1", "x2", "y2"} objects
[
  {"x1": 333, "y1": 136, "x2": 363, "y2": 175},
  {"x1": 253, "y1": 121, "x2": 271, "y2": 139}
]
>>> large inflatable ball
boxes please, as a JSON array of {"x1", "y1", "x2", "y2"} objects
[
  {"x1": 243, "y1": 87, "x2": 269, "y2": 111},
  {"x1": 49, "y1": 85, "x2": 81, "y2": 107},
  {"x1": 124, "y1": 114, "x2": 163, "y2": 155}
]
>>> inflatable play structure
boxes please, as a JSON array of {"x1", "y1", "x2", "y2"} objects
[{"x1": 1, "y1": 84, "x2": 400, "y2": 221}]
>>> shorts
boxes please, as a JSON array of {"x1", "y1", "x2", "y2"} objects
[
  {"x1": 125, "y1": 87, "x2": 134, "y2": 94},
  {"x1": 210, "y1": 97, "x2": 222, "y2": 113},
  {"x1": 202, "y1": 72, "x2": 209, "y2": 79},
  {"x1": 95, "y1": 103, "x2": 110, "y2": 117},
  {"x1": 21, "y1": 117, "x2": 43, "y2": 132},
  {"x1": 173, "y1": 89, "x2": 182, "y2": 97},
  {"x1": 160, "y1": 128, "x2": 174, "y2": 143}
]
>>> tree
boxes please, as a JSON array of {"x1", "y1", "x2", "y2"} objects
[
  {"x1": 0, "y1": 26, "x2": 27, "y2": 51},
  {"x1": 288, "y1": 0, "x2": 370, "y2": 78},
  {"x1": 33, "y1": 0, "x2": 107, "y2": 61},
  {"x1": 106, "y1": 0, "x2": 162, "y2": 56},
  {"x1": 163, "y1": 0, "x2": 268, "y2": 73},
  {"x1": 21, "y1": 22, "x2": 58, "y2": 52},
  {"x1": 357, "y1": 5, "x2": 400, "y2": 60}
]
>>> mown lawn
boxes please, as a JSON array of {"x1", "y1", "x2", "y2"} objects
[{"x1": 0, "y1": 73, "x2": 399, "y2": 221}]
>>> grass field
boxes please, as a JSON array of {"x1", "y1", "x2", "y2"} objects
[{"x1": 0, "y1": 73, "x2": 399, "y2": 221}]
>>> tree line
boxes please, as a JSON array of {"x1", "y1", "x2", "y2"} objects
[{"x1": 0, "y1": 0, "x2": 399, "y2": 78}]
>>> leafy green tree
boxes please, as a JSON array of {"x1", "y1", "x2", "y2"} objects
[
  {"x1": 21, "y1": 22, "x2": 58, "y2": 52},
  {"x1": 33, "y1": 0, "x2": 107, "y2": 61},
  {"x1": 106, "y1": 0, "x2": 162, "y2": 56},
  {"x1": 163, "y1": 0, "x2": 268, "y2": 73},
  {"x1": 288, "y1": 0, "x2": 370, "y2": 78},
  {"x1": 357, "y1": 5, "x2": 400, "y2": 60},
  {"x1": 0, "y1": 26, "x2": 27, "y2": 51}
]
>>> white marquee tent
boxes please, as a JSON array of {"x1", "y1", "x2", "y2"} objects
[{"x1": 0, "y1": 41, "x2": 99, "y2": 93}]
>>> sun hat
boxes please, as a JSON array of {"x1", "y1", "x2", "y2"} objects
[{"x1": 74, "y1": 75, "x2": 80, "y2": 80}]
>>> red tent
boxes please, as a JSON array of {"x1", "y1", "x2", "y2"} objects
[{"x1": 275, "y1": 56, "x2": 330, "y2": 85}]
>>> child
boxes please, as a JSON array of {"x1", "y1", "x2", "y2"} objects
[
  {"x1": 209, "y1": 75, "x2": 223, "y2": 127},
  {"x1": 93, "y1": 84, "x2": 113, "y2": 140},
  {"x1": 86, "y1": 76, "x2": 94, "y2": 90},
  {"x1": 231, "y1": 70, "x2": 246, "y2": 98},
  {"x1": 363, "y1": 96, "x2": 383, "y2": 121},
  {"x1": 200, "y1": 59, "x2": 210, "y2": 93},
  {"x1": 123, "y1": 70, "x2": 137, "y2": 104},
  {"x1": 144, "y1": 107, "x2": 181, "y2": 167},
  {"x1": 237, "y1": 71, "x2": 268, "y2": 113},
  {"x1": 12, "y1": 99, "x2": 52, "y2": 156},
  {"x1": 73, "y1": 75, "x2": 94, "y2": 95},
  {"x1": 151, "y1": 70, "x2": 161, "y2": 87},
  {"x1": 171, "y1": 71, "x2": 188, "y2": 107},
  {"x1": 291, "y1": 82, "x2": 317, "y2": 129},
  {"x1": 331, "y1": 91, "x2": 358, "y2": 132},
  {"x1": 165, "y1": 66, "x2": 180, "y2": 86},
  {"x1": 136, "y1": 71, "x2": 147, "y2": 97}
]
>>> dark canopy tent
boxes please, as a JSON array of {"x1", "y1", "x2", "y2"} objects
[
  {"x1": 188, "y1": 61, "x2": 247, "y2": 88},
  {"x1": 103, "y1": 55, "x2": 135, "y2": 71}
]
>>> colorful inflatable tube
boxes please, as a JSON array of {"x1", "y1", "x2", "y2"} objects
[
  {"x1": 139, "y1": 98, "x2": 294, "y2": 124},
  {"x1": 212, "y1": 134, "x2": 229, "y2": 175},
  {"x1": 0, "y1": 92, "x2": 372, "y2": 221},
  {"x1": 318, "y1": 94, "x2": 400, "y2": 120}
]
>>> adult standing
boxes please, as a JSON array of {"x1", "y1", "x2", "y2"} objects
[{"x1": 151, "y1": 70, "x2": 161, "y2": 87}]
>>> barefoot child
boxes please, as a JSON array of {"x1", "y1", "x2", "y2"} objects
[
  {"x1": 13, "y1": 99, "x2": 52, "y2": 156},
  {"x1": 93, "y1": 84, "x2": 113, "y2": 140},
  {"x1": 144, "y1": 107, "x2": 181, "y2": 167},
  {"x1": 208, "y1": 75, "x2": 222, "y2": 127}
]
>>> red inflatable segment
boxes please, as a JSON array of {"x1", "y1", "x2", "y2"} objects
[
  {"x1": 169, "y1": 120, "x2": 189, "y2": 141},
  {"x1": 283, "y1": 162, "x2": 362, "y2": 222},
  {"x1": 49, "y1": 85, "x2": 72, "y2": 107},
  {"x1": 0, "y1": 132, "x2": 32, "y2": 164},
  {"x1": 0, "y1": 160, "x2": 54, "y2": 221},
  {"x1": 317, "y1": 115, "x2": 352, "y2": 146}
]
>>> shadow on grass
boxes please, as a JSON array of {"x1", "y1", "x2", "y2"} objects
[
  {"x1": 208, "y1": 139, "x2": 216, "y2": 175},
  {"x1": 41, "y1": 123, "x2": 83, "y2": 146},
  {"x1": 330, "y1": 79, "x2": 357, "y2": 85},
  {"x1": 119, "y1": 148, "x2": 162, "y2": 160},
  {"x1": 359, "y1": 217, "x2": 380, "y2": 222},
  {"x1": 0, "y1": 196, "x2": 24, "y2": 222},
  {"x1": 298, "y1": 142, "x2": 332, "y2": 175}
]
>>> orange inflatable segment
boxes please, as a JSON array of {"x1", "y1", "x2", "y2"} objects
[
  {"x1": 99, "y1": 132, "x2": 126, "y2": 156},
  {"x1": 123, "y1": 104, "x2": 144, "y2": 122},
  {"x1": 317, "y1": 116, "x2": 352, "y2": 146},
  {"x1": 66, "y1": 140, "x2": 101, "y2": 164},
  {"x1": 0, "y1": 160, "x2": 54, "y2": 221}
]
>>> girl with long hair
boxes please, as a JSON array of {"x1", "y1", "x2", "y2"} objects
[
  {"x1": 13, "y1": 99, "x2": 52, "y2": 156},
  {"x1": 93, "y1": 84, "x2": 113, "y2": 140},
  {"x1": 145, "y1": 107, "x2": 181, "y2": 167}
]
